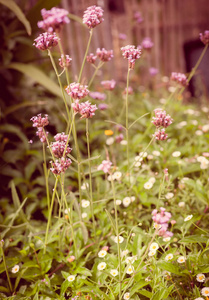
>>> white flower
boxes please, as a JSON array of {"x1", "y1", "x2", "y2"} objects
[
  {"x1": 135, "y1": 155, "x2": 143, "y2": 162},
  {"x1": 197, "y1": 156, "x2": 206, "y2": 163},
  {"x1": 98, "y1": 250, "x2": 107, "y2": 258},
  {"x1": 147, "y1": 154, "x2": 153, "y2": 160},
  {"x1": 177, "y1": 256, "x2": 186, "y2": 263},
  {"x1": 134, "y1": 161, "x2": 141, "y2": 167},
  {"x1": 107, "y1": 174, "x2": 115, "y2": 181},
  {"x1": 131, "y1": 196, "x2": 135, "y2": 202},
  {"x1": 172, "y1": 151, "x2": 181, "y2": 157},
  {"x1": 148, "y1": 250, "x2": 156, "y2": 257},
  {"x1": 81, "y1": 199, "x2": 90, "y2": 208},
  {"x1": 81, "y1": 182, "x2": 89, "y2": 190},
  {"x1": 120, "y1": 140, "x2": 127, "y2": 145},
  {"x1": 165, "y1": 192, "x2": 174, "y2": 200},
  {"x1": 121, "y1": 249, "x2": 129, "y2": 257},
  {"x1": 116, "y1": 199, "x2": 122, "y2": 205},
  {"x1": 181, "y1": 177, "x2": 189, "y2": 183},
  {"x1": 153, "y1": 223, "x2": 161, "y2": 229},
  {"x1": 123, "y1": 292, "x2": 130, "y2": 299},
  {"x1": 123, "y1": 197, "x2": 131, "y2": 207},
  {"x1": 125, "y1": 256, "x2": 137, "y2": 264},
  {"x1": 195, "y1": 130, "x2": 203, "y2": 136},
  {"x1": 64, "y1": 208, "x2": 71, "y2": 214},
  {"x1": 149, "y1": 242, "x2": 159, "y2": 251},
  {"x1": 114, "y1": 236, "x2": 124, "y2": 244},
  {"x1": 200, "y1": 159, "x2": 209, "y2": 169},
  {"x1": 191, "y1": 120, "x2": 198, "y2": 125},
  {"x1": 178, "y1": 202, "x2": 185, "y2": 208},
  {"x1": 194, "y1": 298, "x2": 204, "y2": 300},
  {"x1": 144, "y1": 181, "x2": 153, "y2": 189},
  {"x1": 168, "y1": 86, "x2": 176, "y2": 93},
  {"x1": 67, "y1": 275, "x2": 76, "y2": 282},
  {"x1": 202, "y1": 106, "x2": 209, "y2": 113},
  {"x1": 165, "y1": 253, "x2": 173, "y2": 261},
  {"x1": 186, "y1": 109, "x2": 195, "y2": 115},
  {"x1": 163, "y1": 237, "x2": 171, "y2": 242},
  {"x1": 11, "y1": 265, "x2": 19, "y2": 273},
  {"x1": 110, "y1": 269, "x2": 118, "y2": 277},
  {"x1": 82, "y1": 212, "x2": 87, "y2": 218},
  {"x1": 176, "y1": 121, "x2": 187, "y2": 128},
  {"x1": 196, "y1": 273, "x2": 205, "y2": 282},
  {"x1": 201, "y1": 287, "x2": 209, "y2": 297},
  {"x1": 184, "y1": 215, "x2": 193, "y2": 222},
  {"x1": 97, "y1": 262, "x2": 106, "y2": 270},
  {"x1": 126, "y1": 265, "x2": 134, "y2": 274},
  {"x1": 159, "y1": 98, "x2": 166, "y2": 104},
  {"x1": 149, "y1": 177, "x2": 156, "y2": 184},
  {"x1": 202, "y1": 124, "x2": 209, "y2": 132},
  {"x1": 106, "y1": 137, "x2": 114, "y2": 145},
  {"x1": 152, "y1": 150, "x2": 161, "y2": 156},
  {"x1": 113, "y1": 171, "x2": 122, "y2": 180}
]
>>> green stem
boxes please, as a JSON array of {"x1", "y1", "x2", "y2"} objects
[
  {"x1": 1, "y1": 243, "x2": 13, "y2": 293},
  {"x1": 110, "y1": 176, "x2": 122, "y2": 299},
  {"x1": 125, "y1": 67, "x2": 131, "y2": 179},
  {"x1": 88, "y1": 61, "x2": 104, "y2": 88},
  {"x1": 43, "y1": 143, "x2": 50, "y2": 211},
  {"x1": 86, "y1": 119, "x2": 96, "y2": 236},
  {"x1": 78, "y1": 29, "x2": 93, "y2": 83},
  {"x1": 44, "y1": 176, "x2": 59, "y2": 254},
  {"x1": 47, "y1": 49, "x2": 71, "y2": 124}
]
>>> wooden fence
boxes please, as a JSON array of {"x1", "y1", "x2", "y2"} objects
[{"x1": 60, "y1": 0, "x2": 209, "y2": 83}]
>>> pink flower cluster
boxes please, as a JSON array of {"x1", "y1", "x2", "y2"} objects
[
  {"x1": 51, "y1": 140, "x2": 71, "y2": 158},
  {"x1": 152, "y1": 207, "x2": 173, "y2": 238},
  {"x1": 87, "y1": 53, "x2": 97, "y2": 64},
  {"x1": 121, "y1": 45, "x2": 141, "y2": 69},
  {"x1": 37, "y1": 7, "x2": 70, "y2": 32},
  {"x1": 97, "y1": 160, "x2": 112, "y2": 173},
  {"x1": 33, "y1": 32, "x2": 59, "y2": 51},
  {"x1": 152, "y1": 109, "x2": 173, "y2": 141},
  {"x1": 71, "y1": 100, "x2": 97, "y2": 119},
  {"x1": 101, "y1": 79, "x2": 116, "y2": 90},
  {"x1": 123, "y1": 86, "x2": 133, "y2": 95},
  {"x1": 31, "y1": 114, "x2": 49, "y2": 143},
  {"x1": 141, "y1": 37, "x2": 154, "y2": 50},
  {"x1": 133, "y1": 11, "x2": 143, "y2": 24},
  {"x1": 83, "y1": 5, "x2": 104, "y2": 29},
  {"x1": 96, "y1": 48, "x2": 114, "y2": 62},
  {"x1": 200, "y1": 30, "x2": 209, "y2": 45},
  {"x1": 171, "y1": 72, "x2": 188, "y2": 87},
  {"x1": 59, "y1": 54, "x2": 72, "y2": 68},
  {"x1": 65, "y1": 83, "x2": 89, "y2": 99},
  {"x1": 89, "y1": 92, "x2": 106, "y2": 101},
  {"x1": 50, "y1": 157, "x2": 72, "y2": 175}
]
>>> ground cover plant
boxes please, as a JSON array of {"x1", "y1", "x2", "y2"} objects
[{"x1": 1, "y1": 2, "x2": 209, "y2": 300}]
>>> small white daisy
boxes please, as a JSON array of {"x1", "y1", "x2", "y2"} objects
[
  {"x1": 184, "y1": 215, "x2": 193, "y2": 222},
  {"x1": 107, "y1": 174, "x2": 115, "y2": 181},
  {"x1": 177, "y1": 256, "x2": 186, "y2": 264},
  {"x1": 82, "y1": 212, "x2": 87, "y2": 218},
  {"x1": 147, "y1": 154, "x2": 153, "y2": 160},
  {"x1": 64, "y1": 208, "x2": 71, "y2": 214},
  {"x1": 201, "y1": 287, "x2": 209, "y2": 297},
  {"x1": 123, "y1": 197, "x2": 131, "y2": 207},
  {"x1": 148, "y1": 250, "x2": 156, "y2": 257},
  {"x1": 11, "y1": 265, "x2": 19, "y2": 273},
  {"x1": 97, "y1": 262, "x2": 106, "y2": 270},
  {"x1": 123, "y1": 292, "x2": 130, "y2": 299},
  {"x1": 131, "y1": 196, "x2": 135, "y2": 202},
  {"x1": 196, "y1": 273, "x2": 205, "y2": 282},
  {"x1": 144, "y1": 181, "x2": 153, "y2": 189},
  {"x1": 98, "y1": 250, "x2": 107, "y2": 258},
  {"x1": 113, "y1": 171, "x2": 122, "y2": 180},
  {"x1": 149, "y1": 242, "x2": 159, "y2": 251},
  {"x1": 152, "y1": 150, "x2": 161, "y2": 156},
  {"x1": 125, "y1": 256, "x2": 137, "y2": 264},
  {"x1": 202, "y1": 124, "x2": 209, "y2": 132},
  {"x1": 81, "y1": 182, "x2": 89, "y2": 190},
  {"x1": 165, "y1": 192, "x2": 174, "y2": 200},
  {"x1": 194, "y1": 297, "x2": 204, "y2": 300},
  {"x1": 165, "y1": 253, "x2": 173, "y2": 261},
  {"x1": 172, "y1": 151, "x2": 181, "y2": 158},
  {"x1": 163, "y1": 237, "x2": 171, "y2": 242},
  {"x1": 178, "y1": 202, "x2": 185, "y2": 208},
  {"x1": 114, "y1": 236, "x2": 124, "y2": 244},
  {"x1": 67, "y1": 274, "x2": 76, "y2": 282},
  {"x1": 134, "y1": 161, "x2": 141, "y2": 167},
  {"x1": 121, "y1": 249, "x2": 129, "y2": 257},
  {"x1": 126, "y1": 265, "x2": 134, "y2": 274},
  {"x1": 81, "y1": 199, "x2": 90, "y2": 208},
  {"x1": 120, "y1": 140, "x2": 127, "y2": 145},
  {"x1": 148, "y1": 177, "x2": 156, "y2": 184},
  {"x1": 110, "y1": 269, "x2": 118, "y2": 277},
  {"x1": 116, "y1": 199, "x2": 122, "y2": 205},
  {"x1": 153, "y1": 223, "x2": 161, "y2": 230},
  {"x1": 195, "y1": 130, "x2": 203, "y2": 136}
]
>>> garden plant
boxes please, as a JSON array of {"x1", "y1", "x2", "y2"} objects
[{"x1": 1, "y1": 2, "x2": 209, "y2": 300}]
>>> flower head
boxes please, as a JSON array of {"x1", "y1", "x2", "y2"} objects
[
  {"x1": 196, "y1": 273, "x2": 205, "y2": 282},
  {"x1": 165, "y1": 253, "x2": 173, "y2": 261},
  {"x1": 59, "y1": 54, "x2": 72, "y2": 68},
  {"x1": 67, "y1": 274, "x2": 76, "y2": 282},
  {"x1": 83, "y1": 5, "x2": 104, "y2": 29},
  {"x1": 97, "y1": 160, "x2": 112, "y2": 173},
  {"x1": 101, "y1": 79, "x2": 116, "y2": 90},
  {"x1": 34, "y1": 32, "x2": 59, "y2": 51},
  {"x1": 201, "y1": 287, "x2": 209, "y2": 296},
  {"x1": 96, "y1": 48, "x2": 114, "y2": 62},
  {"x1": 123, "y1": 197, "x2": 131, "y2": 207},
  {"x1": 66, "y1": 83, "x2": 89, "y2": 99},
  {"x1": 114, "y1": 235, "x2": 124, "y2": 244},
  {"x1": 81, "y1": 200, "x2": 90, "y2": 208},
  {"x1": 110, "y1": 269, "x2": 118, "y2": 277},
  {"x1": 149, "y1": 242, "x2": 159, "y2": 251},
  {"x1": 97, "y1": 262, "x2": 106, "y2": 270},
  {"x1": 200, "y1": 30, "x2": 209, "y2": 45},
  {"x1": 87, "y1": 53, "x2": 97, "y2": 64},
  {"x1": 98, "y1": 250, "x2": 107, "y2": 258},
  {"x1": 148, "y1": 250, "x2": 156, "y2": 257},
  {"x1": 152, "y1": 108, "x2": 173, "y2": 128},
  {"x1": 171, "y1": 72, "x2": 188, "y2": 87},
  {"x1": 50, "y1": 158, "x2": 72, "y2": 175},
  {"x1": 89, "y1": 91, "x2": 106, "y2": 101},
  {"x1": 31, "y1": 114, "x2": 49, "y2": 128},
  {"x1": 177, "y1": 256, "x2": 186, "y2": 264},
  {"x1": 121, "y1": 45, "x2": 141, "y2": 69},
  {"x1": 79, "y1": 101, "x2": 97, "y2": 119},
  {"x1": 11, "y1": 265, "x2": 19, "y2": 273},
  {"x1": 184, "y1": 215, "x2": 193, "y2": 222},
  {"x1": 126, "y1": 265, "x2": 134, "y2": 274},
  {"x1": 144, "y1": 181, "x2": 153, "y2": 189},
  {"x1": 38, "y1": 7, "x2": 70, "y2": 32},
  {"x1": 123, "y1": 292, "x2": 130, "y2": 299},
  {"x1": 154, "y1": 128, "x2": 168, "y2": 141},
  {"x1": 51, "y1": 141, "x2": 72, "y2": 158},
  {"x1": 141, "y1": 37, "x2": 154, "y2": 50}
]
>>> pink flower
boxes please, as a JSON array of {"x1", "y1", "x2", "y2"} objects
[
  {"x1": 54, "y1": 132, "x2": 68, "y2": 143},
  {"x1": 101, "y1": 80, "x2": 116, "y2": 90},
  {"x1": 71, "y1": 100, "x2": 81, "y2": 114},
  {"x1": 141, "y1": 37, "x2": 154, "y2": 50},
  {"x1": 36, "y1": 127, "x2": 48, "y2": 143},
  {"x1": 89, "y1": 92, "x2": 106, "y2": 101},
  {"x1": 97, "y1": 160, "x2": 112, "y2": 173},
  {"x1": 96, "y1": 48, "x2": 114, "y2": 62},
  {"x1": 37, "y1": 7, "x2": 70, "y2": 32},
  {"x1": 83, "y1": 5, "x2": 104, "y2": 29},
  {"x1": 154, "y1": 129, "x2": 168, "y2": 141},
  {"x1": 51, "y1": 141, "x2": 72, "y2": 158},
  {"x1": 133, "y1": 11, "x2": 143, "y2": 23},
  {"x1": 119, "y1": 33, "x2": 127, "y2": 40},
  {"x1": 79, "y1": 101, "x2": 97, "y2": 119},
  {"x1": 200, "y1": 30, "x2": 209, "y2": 45},
  {"x1": 33, "y1": 32, "x2": 59, "y2": 51},
  {"x1": 50, "y1": 158, "x2": 72, "y2": 175},
  {"x1": 149, "y1": 67, "x2": 158, "y2": 76},
  {"x1": 123, "y1": 86, "x2": 133, "y2": 95},
  {"x1": 115, "y1": 134, "x2": 124, "y2": 143},
  {"x1": 66, "y1": 83, "x2": 89, "y2": 99},
  {"x1": 171, "y1": 72, "x2": 188, "y2": 87},
  {"x1": 31, "y1": 114, "x2": 49, "y2": 127},
  {"x1": 152, "y1": 109, "x2": 173, "y2": 128},
  {"x1": 152, "y1": 208, "x2": 173, "y2": 238},
  {"x1": 59, "y1": 54, "x2": 72, "y2": 68},
  {"x1": 98, "y1": 103, "x2": 108, "y2": 110},
  {"x1": 87, "y1": 53, "x2": 97, "y2": 64},
  {"x1": 121, "y1": 45, "x2": 141, "y2": 69}
]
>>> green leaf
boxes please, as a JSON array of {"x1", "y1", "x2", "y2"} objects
[
  {"x1": 179, "y1": 235, "x2": 208, "y2": 244},
  {"x1": 0, "y1": 124, "x2": 29, "y2": 149},
  {"x1": 7, "y1": 63, "x2": 61, "y2": 97},
  {"x1": 60, "y1": 279, "x2": 71, "y2": 295},
  {"x1": 0, "y1": 286, "x2": 10, "y2": 293},
  {"x1": 75, "y1": 266, "x2": 92, "y2": 277},
  {"x1": 138, "y1": 289, "x2": 152, "y2": 298},
  {"x1": 151, "y1": 285, "x2": 174, "y2": 300},
  {"x1": 0, "y1": 0, "x2": 31, "y2": 35},
  {"x1": 105, "y1": 209, "x2": 116, "y2": 234},
  {"x1": 130, "y1": 280, "x2": 149, "y2": 296},
  {"x1": 157, "y1": 261, "x2": 182, "y2": 275},
  {"x1": 80, "y1": 221, "x2": 88, "y2": 245},
  {"x1": 11, "y1": 181, "x2": 28, "y2": 223}
]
